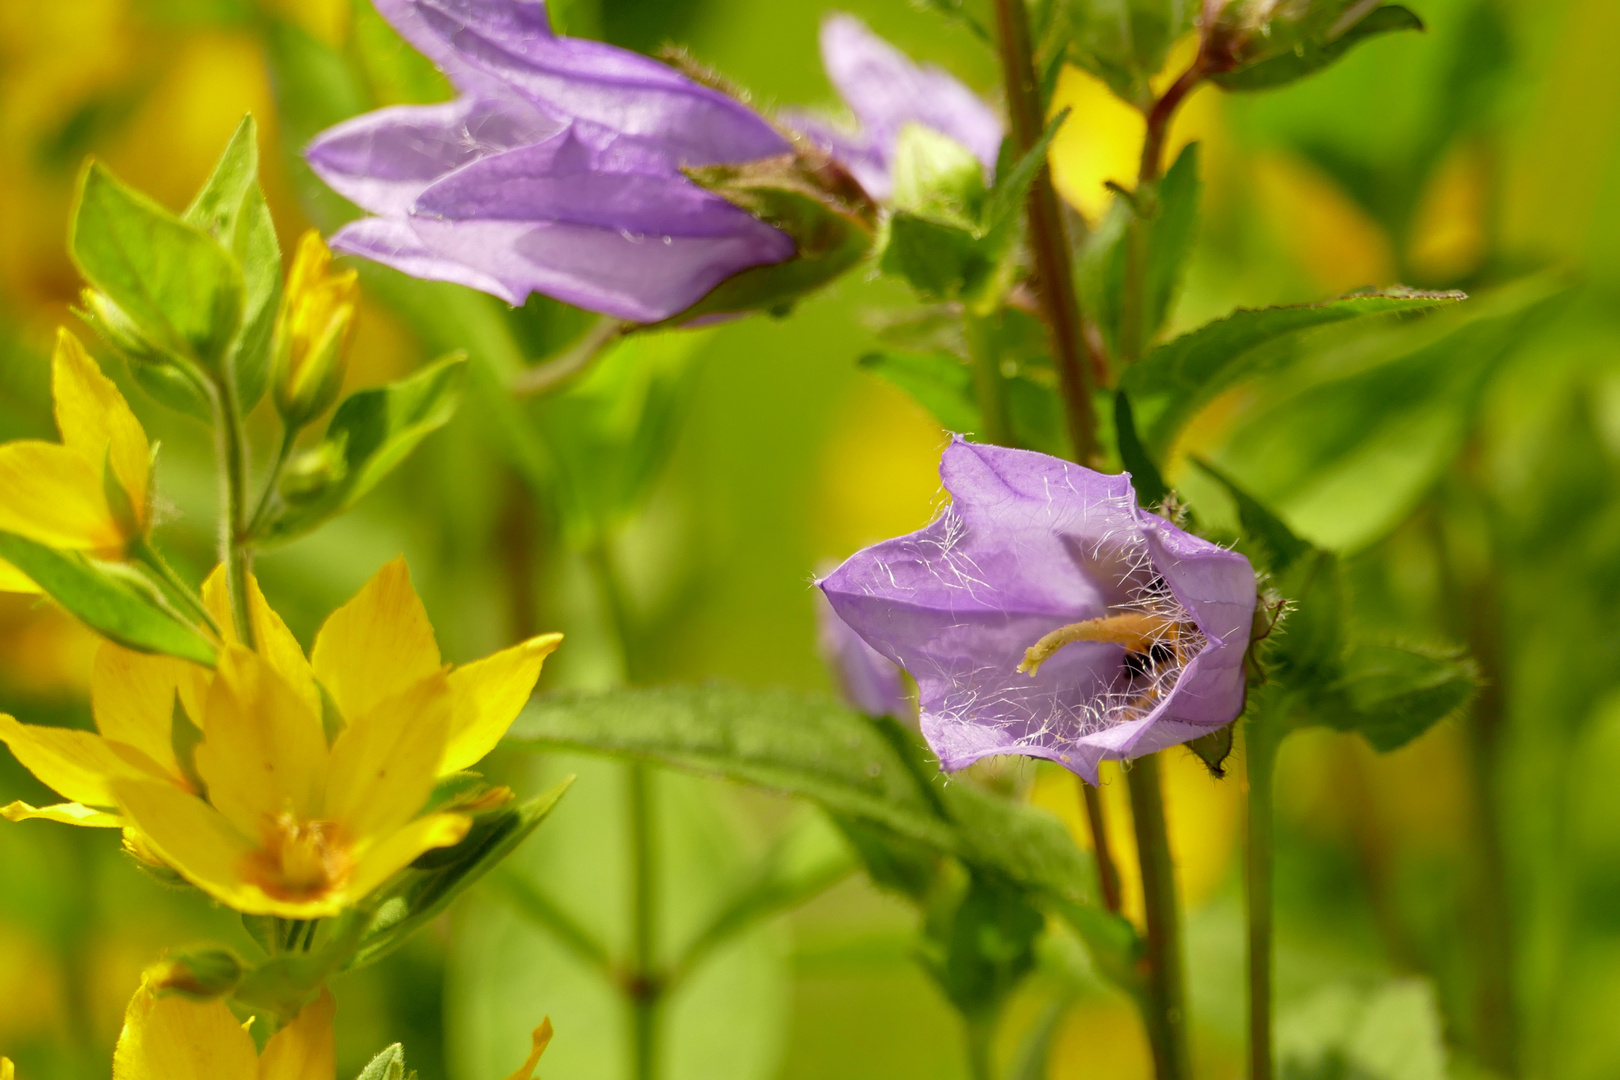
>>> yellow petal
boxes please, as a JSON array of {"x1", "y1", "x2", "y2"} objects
[
  {"x1": 200, "y1": 568, "x2": 321, "y2": 721},
  {"x1": 443, "y1": 633, "x2": 562, "y2": 775},
  {"x1": 93, "y1": 641, "x2": 195, "y2": 779},
  {"x1": 2, "y1": 1055, "x2": 13, "y2": 1080},
  {"x1": 195, "y1": 648, "x2": 328, "y2": 838},
  {"x1": 53, "y1": 328, "x2": 149, "y2": 527},
  {"x1": 112, "y1": 977, "x2": 259, "y2": 1080},
  {"x1": 0, "y1": 441, "x2": 116, "y2": 550},
  {"x1": 258, "y1": 989, "x2": 335, "y2": 1080},
  {"x1": 325, "y1": 671, "x2": 450, "y2": 840},
  {"x1": 503, "y1": 1019, "x2": 554, "y2": 1080},
  {"x1": 0, "y1": 557, "x2": 38, "y2": 593},
  {"x1": 1, "y1": 799, "x2": 124, "y2": 827},
  {"x1": 312, "y1": 557, "x2": 441, "y2": 724},
  {"x1": 0, "y1": 713, "x2": 159, "y2": 805},
  {"x1": 346, "y1": 812, "x2": 470, "y2": 901},
  {"x1": 112, "y1": 778, "x2": 273, "y2": 915}
]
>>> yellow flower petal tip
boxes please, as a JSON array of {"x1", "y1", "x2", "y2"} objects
[
  {"x1": 0, "y1": 328, "x2": 150, "y2": 555},
  {"x1": 1, "y1": 799, "x2": 123, "y2": 827},
  {"x1": 503, "y1": 1018, "x2": 554, "y2": 1080}
]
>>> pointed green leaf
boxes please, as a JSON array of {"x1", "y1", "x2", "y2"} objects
[
  {"x1": 1143, "y1": 141, "x2": 1201, "y2": 336},
  {"x1": 70, "y1": 162, "x2": 244, "y2": 370},
  {"x1": 0, "y1": 534, "x2": 215, "y2": 666},
  {"x1": 1115, "y1": 390, "x2": 1168, "y2": 508},
  {"x1": 880, "y1": 212, "x2": 979, "y2": 300},
  {"x1": 1317, "y1": 642, "x2": 1478, "y2": 752},
  {"x1": 1211, "y1": 6, "x2": 1426, "y2": 93},
  {"x1": 354, "y1": 1045, "x2": 407, "y2": 1080},
  {"x1": 1190, "y1": 457, "x2": 1311, "y2": 573},
  {"x1": 1121, "y1": 288, "x2": 1465, "y2": 456}
]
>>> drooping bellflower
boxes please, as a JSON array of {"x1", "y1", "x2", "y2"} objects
[
  {"x1": 306, "y1": 0, "x2": 812, "y2": 324},
  {"x1": 786, "y1": 13, "x2": 1004, "y2": 201},
  {"x1": 819, "y1": 439, "x2": 1257, "y2": 783}
]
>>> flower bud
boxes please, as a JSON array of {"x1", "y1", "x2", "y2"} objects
[
  {"x1": 272, "y1": 230, "x2": 358, "y2": 429},
  {"x1": 278, "y1": 435, "x2": 349, "y2": 505},
  {"x1": 79, "y1": 288, "x2": 167, "y2": 367}
]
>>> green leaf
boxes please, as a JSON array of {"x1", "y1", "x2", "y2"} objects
[
  {"x1": 1277, "y1": 978, "x2": 1447, "y2": 1080},
  {"x1": 354, "y1": 1045, "x2": 408, "y2": 1080},
  {"x1": 1190, "y1": 457, "x2": 1310, "y2": 573},
  {"x1": 1143, "y1": 142, "x2": 1200, "y2": 337},
  {"x1": 880, "y1": 212, "x2": 979, "y2": 300},
  {"x1": 1077, "y1": 196, "x2": 1132, "y2": 359},
  {"x1": 1114, "y1": 390, "x2": 1167, "y2": 508},
  {"x1": 1316, "y1": 642, "x2": 1478, "y2": 752},
  {"x1": 980, "y1": 108, "x2": 1071, "y2": 240},
  {"x1": 1057, "y1": 0, "x2": 1195, "y2": 109},
  {"x1": 70, "y1": 162, "x2": 244, "y2": 371},
  {"x1": 1210, "y1": 277, "x2": 1565, "y2": 551},
  {"x1": 345, "y1": 778, "x2": 573, "y2": 970},
  {"x1": 265, "y1": 353, "x2": 467, "y2": 541},
  {"x1": 1211, "y1": 6, "x2": 1426, "y2": 93},
  {"x1": 0, "y1": 534, "x2": 215, "y2": 666},
  {"x1": 185, "y1": 115, "x2": 282, "y2": 412},
  {"x1": 919, "y1": 870, "x2": 1044, "y2": 1019},
  {"x1": 890, "y1": 124, "x2": 987, "y2": 223},
  {"x1": 508, "y1": 686, "x2": 1141, "y2": 989},
  {"x1": 1121, "y1": 288, "x2": 1465, "y2": 456},
  {"x1": 858, "y1": 351, "x2": 980, "y2": 434}
]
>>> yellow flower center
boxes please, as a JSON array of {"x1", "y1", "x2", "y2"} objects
[{"x1": 246, "y1": 813, "x2": 352, "y2": 901}]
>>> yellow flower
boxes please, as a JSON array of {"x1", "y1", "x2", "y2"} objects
[
  {"x1": 1, "y1": 1057, "x2": 11, "y2": 1080},
  {"x1": 0, "y1": 328, "x2": 151, "y2": 591},
  {"x1": 2, "y1": 558, "x2": 561, "y2": 918},
  {"x1": 273, "y1": 230, "x2": 358, "y2": 428},
  {"x1": 113, "y1": 977, "x2": 334, "y2": 1080}
]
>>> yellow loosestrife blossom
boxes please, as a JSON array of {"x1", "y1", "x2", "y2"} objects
[
  {"x1": 1, "y1": 557, "x2": 561, "y2": 917},
  {"x1": 112, "y1": 978, "x2": 335, "y2": 1080},
  {"x1": 273, "y1": 230, "x2": 358, "y2": 428},
  {"x1": 0, "y1": 328, "x2": 151, "y2": 591}
]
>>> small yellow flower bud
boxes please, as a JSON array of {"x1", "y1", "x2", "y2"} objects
[{"x1": 273, "y1": 230, "x2": 358, "y2": 428}]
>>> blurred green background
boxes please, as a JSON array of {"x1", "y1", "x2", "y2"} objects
[{"x1": 2, "y1": 0, "x2": 1619, "y2": 1077}]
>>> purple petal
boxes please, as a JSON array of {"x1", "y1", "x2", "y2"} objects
[
  {"x1": 410, "y1": 123, "x2": 770, "y2": 237},
  {"x1": 401, "y1": 212, "x2": 792, "y2": 322},
  {"x1": 815, "y1": 577, "x2": 911, "y2": 720},
  {"x1": 371, "y1": 0, "x2": 534, "y2": 97},
  {"x1": 819, "y1": 438, "x2": 1257, "y2": 782},
  {"x1": 306, "y1": 96, "x2": 564, "y2": 217},
  {"x1": 330, "y1": 217, "x2": 522, "y2": 302},
  {"x1": 819, "y1": 14, "x2": 1003, "y2": 178},
  {"x1": 405, "y1": 0, "x2": 792, "y2": 165},
  {"x1": 779, "y1": 109, "x2": 894, "y2": 201}
]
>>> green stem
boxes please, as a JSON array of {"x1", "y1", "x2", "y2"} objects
[
  {"x1": 209, "y1": 376, "x2": 257, "y2": 649},
  {"x1": 965, "y1": 1012, "x2": 997, "y2": 1080},
  {"x1": 1126, "y1": 754, "x2": 1192, "y2": 1080},
  {"x1": 1245, "y1": 713, "x2": 1279, "y2": 1080},
  {"x1": 989, "y1": 0, "x2": 1098, "y2": 464},
  {"x1": 245, "y1": 425, "x2": 298, "y2": 540},
  {"x1": 965, "y1": 312, "x2": 1013, "y2": 446},
  {"x1": 627, "y1": 760, "x2": 661, "y2": 1080},
  {"x1": 1080, "y1": 778, "x2": 1124, "y2": 915}
]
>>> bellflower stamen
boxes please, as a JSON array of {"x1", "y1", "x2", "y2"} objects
[{"x1": 1017, "y1": 611, "x2": 1184, "y2": 676}]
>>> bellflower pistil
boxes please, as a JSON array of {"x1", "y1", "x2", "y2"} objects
[
  {"x1": 306, "y1": 0, "x2": 816, "y2": 324},
  {"x1": 819, "y1": 439, "x2": 1256, "y2": 783},
  {"x1": 785, "y1": 14, "x2": 1005, "y2": 201}
]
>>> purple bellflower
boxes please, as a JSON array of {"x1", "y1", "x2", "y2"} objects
[
  {"x1": 814, "y1": 573, "x2": 911, "y2": 720},
  {"x1": 305, "y1": 0, "x2": 802, "y2": 323},
  {"x1": 786, "y1": 14, "x2": 1005, "y2": 201},
  {"x1": 819, "y1": 439, "x2": 1257, "y2": 783}
]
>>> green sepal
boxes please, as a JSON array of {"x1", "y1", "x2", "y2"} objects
[
  {"x1": 263, "y1": 354, "x2": 466, "y2": 542},
  {"x1": 69, "y1": 161, "x2": 244, "y2": 373},
  {"x1": 0, "y1": 533, "x2": 215, "y2": 666},
  {"x1": 1186, "y1": 722, "x2": 1237, "y2": 779},
  {"x1": 342, "y1": 777, "x2": 574, "y2": 971},
  {"x1": 675, "y1": 154, "x2": 877, "y2": 325},
  {"x1": 354, "y1": 1045, "x2": 410, "y2": 1080},
  {"x1": 147, "y1": 947, "x2": 246, "y2": 1001},
  {"x1": 1210, "y1": 5, "x2": 1425, "y2": 93}
]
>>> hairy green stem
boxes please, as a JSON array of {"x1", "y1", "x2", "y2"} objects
[
  {"x1": 989, "y1": 0, "x2": 1098, "y2": 463},
  {"x1": 245, "y1": 425, "x2": 299, "y2": 540},
  {"x1": 130, "y1": 538, "x2": 222, "y2": 638},
  {"x1": 965, "y1": 312, "x2": 1013, "y2": 447},
  {"x1": 210, "y1": 376, "x2": 257, "y2": 648},
  {"x1": 1126, "y1": 754, "x2": 1192, "y2": 1080},
  {"x1": 1080, "y1": 779, "x2": 1124, "y2": 915},
  {"x1": 1245, "y1": 714, "x2": 1279, "y2": 1080}
]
